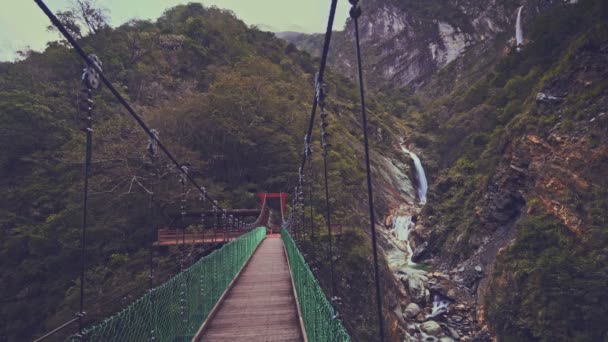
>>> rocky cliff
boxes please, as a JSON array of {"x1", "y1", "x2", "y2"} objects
[
  {"x1": 284, "y1": 0, "x2": 580, "y2": 90},
  {"x1": 394, "y1": 1, "x2": 607, "y2": 340},
  {"x1": 282, "y1": 0, "x2": 607, "y2": 340}
]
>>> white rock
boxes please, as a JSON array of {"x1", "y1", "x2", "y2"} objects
[{"x1": 437, "y1": 22, "x2": 467, "y2": 66}]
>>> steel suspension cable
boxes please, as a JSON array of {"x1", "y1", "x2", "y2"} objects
[
  {"x1": 349, "y1": 1, "x2": 385, "y2": 340},
  {"x1": 34, "y1": 0, "x2": 226, "y2": 213},
  {"x1": 76, "y1": 55, "x2": 101, "y2": 337},
  {"x1": 299, "y1": 0, "x2": 339, "y2": 174},
  {"x1": 147, "y1": 130, "x2": 158, "y2": 291},
  {"x1": 317, "y1": 79, "x2": 336, "y2": 300},
  {"x1": 284, "y1": 0, "x2": 339, "y2": 300},
  {"x1": 306, "y1": 156, "x2": 316, "y2": 240},
  {"x1": 299, "y1": 169, "x2": 306, "y2": 240},
  {"x1": 33, "y1": 1, "x2": 248, "y2": 338}
]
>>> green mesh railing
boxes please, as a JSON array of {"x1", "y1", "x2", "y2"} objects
[
  {"x1": 71, "y1": 227, "x2": 266, "y2": 341},
  {"x1": 281, "y1": 227, "x2": 350, "y2": 342}
]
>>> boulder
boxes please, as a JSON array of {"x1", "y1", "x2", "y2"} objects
[
  {"x1": 421, "y1": 320, "x2": 442, "y2": 336},
  {"x1": 447, "y1": 326, "x2": 460, "y2": 339},
  {"x1": 405, "y1": 303, "x2": 421, "y2": 318},
  {"x1": 447, "y1": 289, "x2": 457, "y2": 299}
]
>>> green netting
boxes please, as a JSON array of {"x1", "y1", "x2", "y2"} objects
[
  {"x1": 281, "y1": 227, "x2": 350, "y2": 342},
  {"x1": 71, "y1": 227, "x2": 266, "y2": 341}
]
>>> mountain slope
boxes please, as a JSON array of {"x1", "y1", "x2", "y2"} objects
[
  {"x1": 282, "y1": 0, "x2": 607, "y2": 340},
  {"x1": 403, "y1": 1, "x2": 608, "y2": 340}
]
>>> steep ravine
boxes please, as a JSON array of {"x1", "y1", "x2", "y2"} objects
[
  {"x1": 375, "y1": 142, "x2": 490, "y2": 341},
  {"x1": 281, "y1": 0, "x2": 608, "y2": 340}
]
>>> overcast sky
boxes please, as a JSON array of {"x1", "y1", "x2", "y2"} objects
[{"x1": 0, "y1": 0, "x2": 350, "y2": 61}]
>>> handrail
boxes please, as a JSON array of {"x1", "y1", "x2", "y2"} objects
[
  {"x1": 70, "y1": 227, "x2": 267, "y2": 341},
  {"x1": 281, "y1": 227, "x2": 350, "y2": 341}
]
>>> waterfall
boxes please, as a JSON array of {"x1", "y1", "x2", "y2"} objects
[
  {"x1": 401, "y1": 146, "x2": 428, "y2": 205},
  {"x1": 393, "y1": 216, "x2": 416, "y2": 265},
  {"x1": 516, "y1": 6, "x2": 524, "y2": 50}
]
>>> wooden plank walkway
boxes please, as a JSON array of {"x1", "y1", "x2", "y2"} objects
[{"x1": 194, "y1": 235, "x2": 304, "y2": 342}]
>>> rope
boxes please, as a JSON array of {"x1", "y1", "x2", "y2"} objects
[{"x1": 349, "y1": 1, "x2": 385, "y2": 340}]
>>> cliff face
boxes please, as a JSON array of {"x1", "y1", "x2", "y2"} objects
[
  {"x1": 286, "y1": 0, "x2": 577, "y2": 90},
  {"x1": 406, "y1": 1, "x2": 608, "y2": 340},
  {"x1": 334, "y1": 0, "x2": 510, "y2": 90}
]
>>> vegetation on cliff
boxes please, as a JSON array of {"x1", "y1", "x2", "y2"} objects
[{"x1": 404, "y1": 0, "x2": 608, "y2": 339}]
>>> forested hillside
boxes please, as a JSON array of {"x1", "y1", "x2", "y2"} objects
[{"x1": 0, "y1": 4, "x2": 406, "y2": 340}]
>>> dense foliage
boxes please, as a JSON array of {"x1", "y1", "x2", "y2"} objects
[{"x1": 488, "y1": 214, "x2": 608, "y2": 341}]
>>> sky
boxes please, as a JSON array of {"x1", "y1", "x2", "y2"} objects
[{"x1": 0, "y1": 0, "x2": 350, "y2": 61}]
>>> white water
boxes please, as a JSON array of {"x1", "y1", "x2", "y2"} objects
[
  {"x1": 393, "y1": 216, "x2": 416, "y2": 265},
  {"x1": 401, "y1": 146, "x2": 428, "y2": 205},
  {"x1": 427, "y1": 294, "x2": 451, "y2": 318},
  {"x1": 516, "y1": 6, "x2": 524, "y2": 50}
]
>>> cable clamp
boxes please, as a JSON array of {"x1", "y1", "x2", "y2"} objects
[
  {"x1": 81, "y1": 54, "x2": 102, "y2": 89},
  {"x1": 349, "y1": 3, "x2": 362, "y2": 19}
]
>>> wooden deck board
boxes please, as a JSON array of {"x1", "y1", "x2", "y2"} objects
[{"x1": 195, "y1": 236, "x2": 304, "y2": 342}]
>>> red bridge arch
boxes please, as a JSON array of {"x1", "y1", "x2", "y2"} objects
[{"x1": 258, "y1": 192, "x2": 287, "y2": 231}]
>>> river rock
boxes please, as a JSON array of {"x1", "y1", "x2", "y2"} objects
[
  {"x1": 405, "y1": 303, "x2": 421, "y2": 318},
  {"x1": 421, "y1": 320, "x2": 442, "y2": 336},
  {"x1": 447, "y1": 289, "x2": 457, "y2": 299},
  {"x1": 447, "y1": 326, "x2": 460, "y2": 339},
  {"x1": 455, "y1": 303, "x2": 468, "y2": 311},
  {"x1": 440, "y1": 338, "x2": 454, "y2": 342}
]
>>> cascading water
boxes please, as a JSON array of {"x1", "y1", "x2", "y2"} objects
[
  {"x1": 427, "y1": 293, "x2": 451, "y2": 319},
  {"x1": 516, "y1": 6, "x2": 524, "y2": 50},
  {"x1": 401, "y1": 146, "x2": 428, "y2": 205},
  {"x1": 393, "y1": 216, "x2": 416, "y2": 265}
]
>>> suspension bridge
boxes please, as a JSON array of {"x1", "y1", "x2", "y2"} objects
[{"x1": 32, "y1": 0, "x2": 386, "y2": 341}]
